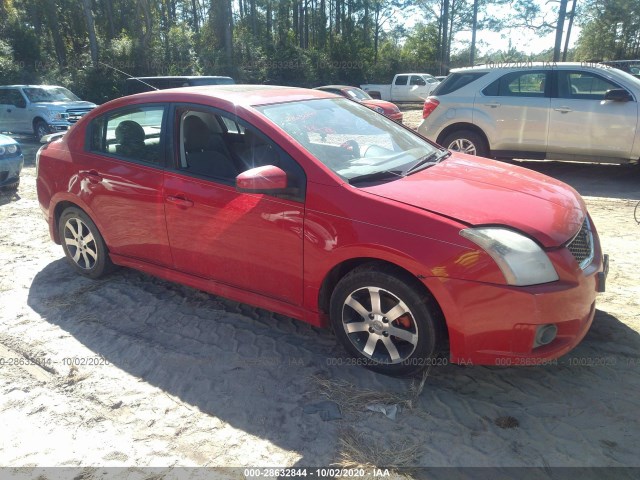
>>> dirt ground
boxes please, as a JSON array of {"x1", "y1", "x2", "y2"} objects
[{"x1": 1, "y1": 109, "x2": 640, "y2": 477}]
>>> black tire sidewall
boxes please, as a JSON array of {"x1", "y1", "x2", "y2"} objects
[
  {"x1": 58, "y1": 207, "x2": 111, "y2": 279},
  {"x1": 330, "y1": 268, "x2": 440, "y2": 376}
]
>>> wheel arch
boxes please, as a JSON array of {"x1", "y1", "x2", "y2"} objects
[
  {"x1": 51, "y1": 199, "x2": 108, "y2": 248},
  {"x1": 436, "y1": 122, "x2": 490, "y2": 152},
  {"x1": 32, "y1": 116, "x2": 48, "y2": 129},
  {"x1": 318, "y1": 257, "x2": 449, "y2": 351}
]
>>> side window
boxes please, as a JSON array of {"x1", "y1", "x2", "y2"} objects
[
  {"x1": 9, "y1": 90, "x2": 26, "y2": 108},
  {"x1": 89, "y1": 106, "x2": 165, "y2": 165},
  {"x1": 394, "y1": 75, "x2": 409, "y2": 86},
  {"x1": 483, "y1": 71, "x2": 548, "y2": 97},
  {"x1": 177, "y1": 107, "x2": 306, "y2": 201},
  {"x1": 410, "y1": 75, "x2": 427, "y2": 86},
  {"x1": 559, "y1": 71, "x2": 622, "y2": 100},
  {"x1": 434, "y1": 72, "x2": 488, "y2": 96}
]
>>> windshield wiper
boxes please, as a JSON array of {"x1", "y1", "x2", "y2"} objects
[
  {"x1": 405, "y1": 150, "x2": 451, "y2": 175},
  {"x1": 348, "y1": 170, "x2": 404, "y2": 185}
]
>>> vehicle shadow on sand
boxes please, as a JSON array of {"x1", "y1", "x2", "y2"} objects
[
  {"x1": 504, "y1": 160, "x2": 640, "y2": 200},
  {"x1": 27, "y1": 259, "x2": 640, "y2": 469}
]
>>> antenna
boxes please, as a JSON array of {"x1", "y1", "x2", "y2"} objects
[{"x1": 98, "y1": 61, "x2": 159, "y2": 91}]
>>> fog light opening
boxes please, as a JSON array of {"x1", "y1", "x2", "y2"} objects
[{"x1": 533, "y1": 324, "x2": 558, "y2": 348}]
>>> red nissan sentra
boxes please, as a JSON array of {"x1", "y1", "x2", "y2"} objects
[{"x1": 36, "y1": 85, "x2": 608, "y2": 376}]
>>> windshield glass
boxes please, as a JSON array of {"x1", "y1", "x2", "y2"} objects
[
  {"x1": 344, "y1": 88, "x2": 372, "y2": 101},
  {"x1": 23, "y1": 87, "x2": 80, "y2": 103},
  {"x1": 256, "y1": 98, "x2": 439, "y2": 181}
]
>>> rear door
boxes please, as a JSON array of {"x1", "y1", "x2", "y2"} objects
[
  {"x1": 79, "y1": 104, "x2": 173, "y2": 266},
  {"x1": 547, "y1": 69, "x2": 638, "y2": 160},
  {"x1": 0, "y1": 88, "x2": 30, "y2": 134},
  {"x1": 474, "y1": 70, "x2": 550, "y2": 156}
]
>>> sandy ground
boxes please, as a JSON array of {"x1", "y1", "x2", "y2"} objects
[{"x1": 1, "y1": 110, "x2": 640, "y2": 476}]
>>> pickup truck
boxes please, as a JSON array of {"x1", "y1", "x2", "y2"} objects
[
  {"x1": 0, "y1": 85, "x2": 96, "y2": 140},
  {"x1": 361, "y1": 73, "x2": 439, "y2": 102}
]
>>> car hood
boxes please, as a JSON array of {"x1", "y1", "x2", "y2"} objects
[
  {"x1": 35, "y1": 101, "x2": 97, "y2": 109},
  {"x1": 360, "y1": 154, "x2": 585, "y2": 247},
  {"x1": 0, "y1": 134, "x2": 18, "y2": 146},
  {"x1": 361, "y1": 99, "x2": 398, "y2": 111}
]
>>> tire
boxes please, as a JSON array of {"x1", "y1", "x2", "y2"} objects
[
  {"x1": 329, "y1": 265, "x2": 445, "y2": 377},
  {"x1": 59, "y1": 207, "x2": 114, "y2": 279},
  {"x1": 442, "y1": 129, "x2": 489, "y2": 158},
  {"x1": 34, "y1": 119, "x2": 50, "y2": 141}
]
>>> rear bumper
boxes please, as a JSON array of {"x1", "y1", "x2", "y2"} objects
[{"x1": 425, "y1": 252, "x2": 607, "y2": 366}]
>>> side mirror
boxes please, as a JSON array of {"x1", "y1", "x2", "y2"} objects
[
  {"x1": 236, "y1": 165, "x2": 288, "y2": 193},
  {"x1": 603, "y1": 88, "x2": 633, "y2": 102}
]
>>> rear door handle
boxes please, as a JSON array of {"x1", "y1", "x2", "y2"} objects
[
  {"x1": 166, "y1": 195, "x2": 194, "y2": 208},
  {"x1": 86, "y1": 170, "x2": 102, "y2": 184},
  {"x1": 484, "y1": 103, "x2": 500, "y2": 108},
  {"x1": 554, "y1": 107, "x2": 572, "y2": 113}
]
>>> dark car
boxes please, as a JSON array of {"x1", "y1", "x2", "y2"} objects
[
  {"x1": 314, "y1": 85, "x2": 403, "y2": 122},
  {"x1": 125, "y1": 76, "x2": 235, "y2": 95}
]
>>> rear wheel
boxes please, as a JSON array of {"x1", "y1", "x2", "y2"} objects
[
  {"x1": 330, "y1": 266, "x2": 444, "y2": 377},
  {"x1": 59, "y1": 207, "x2": 114, "y2": 279},
  {"x1": 442, "y1": 130, "x2": 489, "y2": 158}
]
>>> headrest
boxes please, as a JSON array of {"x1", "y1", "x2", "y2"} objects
[{"x1": 115, "y1": 120, "x2": 145, "y2": 145}]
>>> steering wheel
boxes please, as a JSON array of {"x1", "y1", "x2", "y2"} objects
[{"x1": 340, "y1": 139, "x2": 360, "y2": 158}]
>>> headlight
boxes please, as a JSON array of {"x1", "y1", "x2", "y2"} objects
[
  {"x1": 50, "y1": 112, "x2": 69, "y2": 121},
  {"x1": 6, "y1": 144, "x2": 18, "y2": 154},
  {"x1": 460, "y1": 227, "x2": 559, "y2": 286}
]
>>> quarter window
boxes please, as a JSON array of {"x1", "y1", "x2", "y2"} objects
[
  {"x1": 89, "y1": 106, "x2": 165, "y2": 165},
  {"x1": 558, "y1": 71, "x2": 622, "y2": 100}
]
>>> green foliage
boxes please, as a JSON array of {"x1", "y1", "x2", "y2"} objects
[{"x1": 0, "y1": 0, "x2": 616, "y2": 102}]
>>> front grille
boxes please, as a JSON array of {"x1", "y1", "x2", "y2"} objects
[
  {"x1": 0, "y1": 172, "x2": 8, "y2": 182},
  {"x1": 66, "y1": 108, "x2": 93, "y2": 123},
  {"x1": 566, "y1": 218, "x2": 594, "y2": 269}
]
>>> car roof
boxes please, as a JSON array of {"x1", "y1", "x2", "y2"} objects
[
  {"x1": 114, "y1": 84, "x2": 336, "y2": 108},
  {"x1": 450, "y1": 62, "x2": 621, "y2": 74},
  {"x1": 126, "y1": 76, "x2": 233, "y2": 81},
  {"x1": 314, "y1": 85, "x2": 355, "y2": 90},
  {"x1": 0, "y1": 85, "x2": 66, "y2": 88}
]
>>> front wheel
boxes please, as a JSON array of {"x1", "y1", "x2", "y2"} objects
[
  {"x1": 59, "y1": 207, "x2": 114, "y2": 279},
  {"x1": 34, "y1": 120, "x2": 50, "y2": 141},
  {"x1": 330, "y1": 266, "x2": 444, "y2": 377},
  {"x1": 441, "y1": 130, "x2": 489, "y2": 158}
]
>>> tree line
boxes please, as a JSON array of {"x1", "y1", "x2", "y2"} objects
[{"x1": 0, "y1": 0, "x2": 638, "y2": 103}]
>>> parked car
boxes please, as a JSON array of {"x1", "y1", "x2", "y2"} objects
[
  {"x1": 314, "y1": 85, "x2": 403, "y2": 122},
  {"x1": 599, "y1": 60, "x2": 640, "y2": 79},
  {"x1": 418, "y1": 62, "x2": 640, "y2": 164},
  {"x1": 361, "y1": 73, "x2": 439, "y2": 102},
  {"x1": 0, "y1": 85, "x2": 97, "y2": 140},
  {"x1": 435, "y1": 76, "x2": 447, "y2": 82},
  {"x1": 36, "y1": 84, "x2": 607, "y2": 376},
  {"x1": 125, "y1": 76, "x2": 235, "y2": 95},
  {"x1": 0, "y1": 133, "x2": 23, "y2": 191}
]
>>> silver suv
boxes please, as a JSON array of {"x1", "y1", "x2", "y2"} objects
[
  {"x1": 417, "y1": 63, "x2": 640, "y2": 164},
  {"x1": 0, "y1": 85, "x2": 96, "y2": 140}
]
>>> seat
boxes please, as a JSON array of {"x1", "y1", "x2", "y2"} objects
[
  {"x1": 115, "y1": 120, "x2": 146, "y2": 159},
  {"x1": 232, "y1": 129, "x2": 279, "y2": 171},
  {"x1": 183, "y1": 115, "x2": 238, "y2": 180}
]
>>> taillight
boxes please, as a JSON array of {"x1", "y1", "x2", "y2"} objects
[{"x1": 422, "y1": 98, "x2": 440, "y2": 118}]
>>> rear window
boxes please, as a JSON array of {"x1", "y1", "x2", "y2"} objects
[{"x1": 431, "y1": 72, "x2": 488, "y2": 96}]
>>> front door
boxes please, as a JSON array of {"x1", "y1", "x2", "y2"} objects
[
  {"x1": 163, "y1": 106, "x2": 305, "y2": 305},
  {"x1": 547, "y1": 70, "x2": 638, "y2": 160}
]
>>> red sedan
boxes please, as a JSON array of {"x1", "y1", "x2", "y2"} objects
[
  {"x1": 36, "y1": 85, "x2": 607, "y2": 376},
  {"x1": 314, "y1": 85, "x2": 403, "y2": 122}
]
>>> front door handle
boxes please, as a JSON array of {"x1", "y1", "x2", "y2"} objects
[
  {"x1": 554, "y1": 107, "x2": 572, "y2": 113},
  {"x1": 86, "y1": 170, "x2": 102, "y2": 184},
  {"x1": 166, "y1": 195, "x2": 194, "y2": 208},
  {"x1": 484, "y1": 103, "x2": 501, "y2": 108}
]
